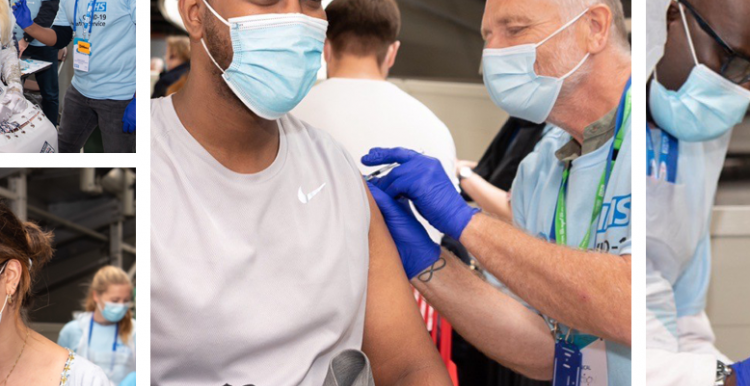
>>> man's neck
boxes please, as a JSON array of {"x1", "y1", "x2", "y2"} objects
[
  {"x1": 172, "y1": 62, "x2": 280, "y2": 174},
  {"x1": 328, "y1": 55, "x2": 386, "y2": 80},
  {"x1": 548, "y1": 51, "x2": 631, "y2": 144}
]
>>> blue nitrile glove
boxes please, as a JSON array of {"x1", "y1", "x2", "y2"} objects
[
  {"x1": 733, "y1": 357, "x2": 750, "y2": 386},
  {"x1": 118, "y1": 372, "x2": 136, "y2": 386},
  {"x1": 12, "y1": 0, "x2": 33, "y2": 29},
  {"x1": 363, "y1": 147, "x2": 479, "y2": 240},
  {"x1": 368, "y1": 182, "x2": 441, "y2": 280},
  {"x1": 122, "y1": 97, "x2": 135, "y2": 133}
]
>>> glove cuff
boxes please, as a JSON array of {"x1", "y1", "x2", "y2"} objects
[
  {"x1": 407, "y1": 242, "x2": 442, "y2": 280},
  {"x1": 446, "y1": 206, "x2": 480, "y2": 241}
]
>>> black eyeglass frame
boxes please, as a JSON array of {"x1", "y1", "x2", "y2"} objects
[{"x1": 679, "y1": 0, "x2": 750, "y2": 84}]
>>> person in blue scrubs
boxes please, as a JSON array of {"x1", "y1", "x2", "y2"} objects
[
  {"x1": 58, "y1": 266, "x2": 136, "y2": 385},
  {"x1": 13, "y1": 0, "x2": 61, "y2": 126},
  {"x1": 12, "y1": 0, "x2": 136, "y2": 152},
  {"x1": 646, "y1": 0, "x2": 750, "y2": 385},
  {"x1": 364, "y1": 0, "x2": 632, "y2": 384}
]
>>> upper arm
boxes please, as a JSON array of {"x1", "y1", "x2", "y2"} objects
[{"x1": 361, "y1": 182, "x2": 451, "y2": 385}]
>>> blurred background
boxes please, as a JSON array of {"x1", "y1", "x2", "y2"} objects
[{"x1": 0, "y1": 168, "x2": 136, "y2": 340}]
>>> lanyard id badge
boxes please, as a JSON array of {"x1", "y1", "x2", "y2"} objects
[
  {"x1": 73, "y1": 38, "x2": 91, "y2": 72},
  {"x1": 552, "y1": 325, "x2": 609, "y2": 386},
  {"x1": 72, "y1": 0, "x2": 97, "y2": 72}
]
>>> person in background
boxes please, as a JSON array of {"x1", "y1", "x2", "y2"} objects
[
  {"x1": 14, "y1": 0, "x2": 60, "y2": 126},
  {"x1": 292, "y1": 0, "x2": 458, "y2": 243},
  {"x1": 0, "y1": 0, "x2": 58, "y2": 153},
  {"x1": 0, "y1": 202, "x2": 110, "y2": 385},
  {"x1": 152, "y1": 36, "x2": 190, "y2": 98},
  {"x1": 58, "y1": 266, "x2": 136, "y2": 386},
  {"x1": 12, "y1": 0, "x2": 136, "y2": 152}
]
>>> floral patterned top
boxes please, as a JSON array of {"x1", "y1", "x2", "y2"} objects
[
  {"x1": 59, "y1": 350, "x2": 75, "y2": 386},
  {"x1": 57, "y1": 349, "x2": 109, "y2": 386}
]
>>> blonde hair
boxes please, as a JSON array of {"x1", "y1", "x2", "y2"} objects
[
  {"x1": 84, "y1": 266, "x2": 134, "y2": 344},
  {"x1": 0, "y1": 0, "x2": 13, "y2": 47},
  {"x1": 166, "y1": 35, "x2": 191, "y2": 65}
]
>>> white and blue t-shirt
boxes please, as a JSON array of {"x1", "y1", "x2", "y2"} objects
[
  {"x1": 52, "y1": 0, "x2": 135, "y2": 100},
  {"x1": 511, "y1": 118, "x2": 632, "y2": 386}
]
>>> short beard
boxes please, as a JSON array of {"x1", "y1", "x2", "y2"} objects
[
  {"x1": 203, "y1": 7, "x2": 259, "y2": 117},
  {"x1": 544, "y1": 28, "x2": 591, "y2": 102}
]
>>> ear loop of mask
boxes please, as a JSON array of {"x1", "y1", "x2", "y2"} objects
[
  {"x1": 535, "y1": 8, "x2": 592, "y2": 80},
  {"x1": 200, "y1": 0, "x2": 230, "y2": 74},
  {"x1": 0, "y1": 262, "x2": 9, "y2": 316},
  {"x1": 678, "y1": 2, "x2": 700, "y2": 66}
]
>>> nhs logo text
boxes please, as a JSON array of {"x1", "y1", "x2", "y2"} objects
[{"x1": 597, "y1": 194, "x2": 630, "y2": 233}]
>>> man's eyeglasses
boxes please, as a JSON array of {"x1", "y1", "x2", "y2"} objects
[{"x1": 679, "y1": 0, "x2": 750, "y2": 85}]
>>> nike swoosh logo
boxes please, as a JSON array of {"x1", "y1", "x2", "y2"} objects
[{"x1": 298, "y1": 183, "x2": 327, "y2": 204}]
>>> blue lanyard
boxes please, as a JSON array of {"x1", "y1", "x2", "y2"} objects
[
  {"x1": 72, "y1": 0, "x2": 97, "y2": 38},
  {"x1": 646, "y1": 123, "x2": 678, "y2": 183},
  {"x1": 88, "y1": 315, "x2": 119, "y2": 353},
  {"x1": 549, "y1": 77, "x2": 631, "y2": 244}
]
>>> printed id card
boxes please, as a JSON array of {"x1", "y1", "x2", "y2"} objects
[
  {"x1": 553, "y1": 335, "x2": 608, "y2": 386},
  {"x1": 73, "y1": 38, "x2": 91, "y2": 72}
]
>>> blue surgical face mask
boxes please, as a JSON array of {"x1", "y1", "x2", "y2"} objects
[
  {"x1": 649, "y1": 3, "x2": 750, "y2": 142},
  {"x1": 99, "y1": 301, "x2": 129, "y2": 323},
  {"x1": 482, "y1": 8, "x2": 590, "y2": 124},
  {"x1": 201, "y1": 1, "x2": 327, "y2": 120}
]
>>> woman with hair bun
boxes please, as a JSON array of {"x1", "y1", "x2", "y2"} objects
[
  {"x1": 0, "y1": 202, "x2": 109, "y2": 385},
  {"x1": 58, "y1": 265, "x2": 136, "y2": 386}
]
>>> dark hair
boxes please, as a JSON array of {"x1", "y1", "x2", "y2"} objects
[
  {"x1": 0, "y1": 202, "x2": 54, "y2": 318},
  {"x1": 326, "y1": 0, "x2": 401, "y2": 65}
]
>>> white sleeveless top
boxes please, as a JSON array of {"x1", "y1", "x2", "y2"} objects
[{"x1": 150, "y1": 96, "x2": 371, "y2": 386}]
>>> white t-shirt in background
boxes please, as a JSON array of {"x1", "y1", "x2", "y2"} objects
[{"x1": 293, "y1": 78, "x2": 459, "y2": 243}]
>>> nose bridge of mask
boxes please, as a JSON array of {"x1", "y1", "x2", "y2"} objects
[{"x1": 533, "y1": 8, "x2": 591, "y2": 80}]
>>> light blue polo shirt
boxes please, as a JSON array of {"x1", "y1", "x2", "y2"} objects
[
  {"x1": 13, "y1": 0, "x2": 52, "y2": 47},
  {"x1": 511, "y1": 119, "x2": 632, "y2": 386},
  {"x1": 52, "y1": 0, "x2": 135, "y2": 100}
]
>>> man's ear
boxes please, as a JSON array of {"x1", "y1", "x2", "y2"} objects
[
  {"x1": 585, "y1": 4, "x2": 613, "y2": 55},
  {"x1": 385, "y1": 41, "x2": 400, "y2": 70},
  {"x1": 324, "y1": 40, "x2": 332, "y2": 63},
  {"x1": 179, "y1": 0, "x2": 206, "y2": 40}
]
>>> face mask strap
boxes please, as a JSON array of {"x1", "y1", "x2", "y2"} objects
[
  {"x1": 561, "y1": 53, "x2": 591, "y2": 80},
  {"x1": 201, "y1": 38, "x2": 227, "y2": 75},
  {"x1": 536, "y1": 8, "x2": 590, "y2": 48},
  {"x1": 678, "y1": 2, "x2": 700, "y2": 66},
  {"x1": 201, "y1": 0, "x2": 230, "y2": 26}
]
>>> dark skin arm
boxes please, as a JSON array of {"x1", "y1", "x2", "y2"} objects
[
  {"x1": 19, "y1": 24, "x2": 58, "y2": 47},
  {"x1": 362, "y1": 183, "x2": 453, "y2": 386}
]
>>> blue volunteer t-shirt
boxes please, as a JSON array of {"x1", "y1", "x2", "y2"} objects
[
  {"x1": 13, "y1": 0, "x2": 51, "y2": 47},
  {"x1": 53, "y1": 0, "x2": 135, "y2": 100},
  {"x1": 511, "y1": 119, "x2": 632, "y2": 386}
]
